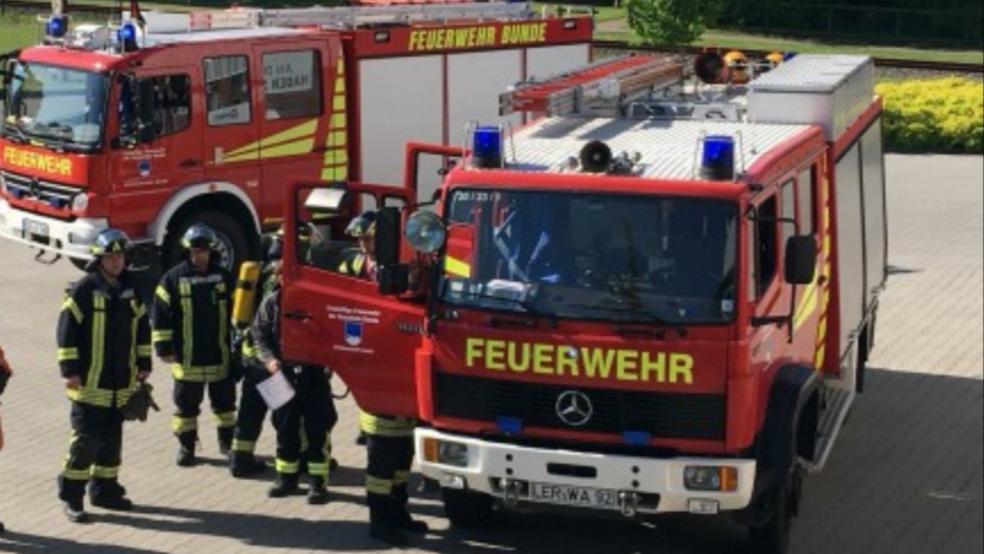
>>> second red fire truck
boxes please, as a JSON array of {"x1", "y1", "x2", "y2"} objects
[
  {"x1": 278, "y1": 52, "x2": 887, "y2": 553},
  {"x1": 0, "y1": 2, "x2": 591, "y2": 269}
]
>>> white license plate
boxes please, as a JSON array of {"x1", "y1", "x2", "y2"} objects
[
  {"x1": 23, "y1": 218, "x2": 49, "y2": 238},
  {"x1": 528, "y1": 482, "x2": 618, "y2": 509}
]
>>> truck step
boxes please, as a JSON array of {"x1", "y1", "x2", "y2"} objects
[{"x1": 805, "y1": 386, "x2": 854, "y2": 474}]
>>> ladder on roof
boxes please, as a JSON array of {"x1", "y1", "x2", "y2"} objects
[
  {"x1": 180, "y1": 1, "x2": 534, "y2": 31},
  {"x1": 498, "y1": 54, "x2": 684, "y2": 117}
]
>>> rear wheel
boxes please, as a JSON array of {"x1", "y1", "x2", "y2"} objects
[
  {"x1": 442, "y1": 488, "x2": 493, "y2": 529},
  {"x1": 164, "y1": 211, "x2": 253, "y2": 273}
]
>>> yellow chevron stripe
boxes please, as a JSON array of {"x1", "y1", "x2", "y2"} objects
[
  {"x1": 445, "y1": 255, "x2": 471, "y2": 278},
  {"x1": 225, "y1": 119, "x2": 318, "y2": 158},
  {"x1": 793, "y1": 282, "x2": 819, "y2": 331}
]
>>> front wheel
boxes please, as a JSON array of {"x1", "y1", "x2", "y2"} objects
[
  {"x1": 442, "y1": 488, "x2": 493, "y2": 529},
  {"x1": 748, "y1": 463, "x2": 803, "y2": 554},
  {"x1": 164, "y1": 211, "x2": 253, "y2": 273}
]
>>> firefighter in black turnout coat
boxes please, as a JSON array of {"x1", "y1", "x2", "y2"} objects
[
  {"x1": 151, "y1": 224, "x2": 236, "y2": 466},
  {"x1": 56, "y1": 229, "x2": 152, "y2": 523}
]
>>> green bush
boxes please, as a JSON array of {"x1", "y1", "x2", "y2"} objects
[{"x1": 876, "y1": 77, "x2": 984, "y2": 154}]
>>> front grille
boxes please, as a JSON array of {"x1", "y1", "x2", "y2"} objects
[
  {"x1": 434, "y1": 372, "x2": 726, "y2": 441},
  {"x1": 2, "y1": 170, "x2": 80, "y2": 209}
]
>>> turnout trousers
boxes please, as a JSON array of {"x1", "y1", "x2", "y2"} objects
[
  {"x1": 271, "y1": 366, "x2": 336, "y2": 479},
  {"x1": 172, "y1": 378, "x2": 237, "y2": 439},
  {"x1": 58, "y1": 402, "x2": 127, "y2": 502},
  {"x1": 362, "y1": 412, "x2": 415, "y2": 525}
]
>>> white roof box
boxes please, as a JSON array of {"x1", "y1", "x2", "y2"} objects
[{"x1": 747, "y1": 55, "x2": 875, "y2": 141}]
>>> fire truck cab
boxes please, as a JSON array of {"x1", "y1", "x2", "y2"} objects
[
  {"x1": 280, "y1": 53, "x2": 887, "y2": 553},
  {"x1": 0, "y1": 2, "x2": 590, "y2": 270}
]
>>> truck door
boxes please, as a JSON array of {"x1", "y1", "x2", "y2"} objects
[
  {"x1": 200, "y1": 48, "x2": 262, "y2": 211},
  {"x1": 110, "y1": 69, "x2": 203, "y2": 193},
  {"x1": 253, "y1": 40, "x2": 338, "y2": 217},
  {"x1": 280, "y1": 183, "x2": 425, "y2": 418}
]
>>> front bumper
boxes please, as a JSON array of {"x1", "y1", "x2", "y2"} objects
[
  {"x1": 416, "y1": 428, "x2": 756, "y2": 515},
  {"x1": 0, "y1": 198, "x2": 107, "y2": 260}
]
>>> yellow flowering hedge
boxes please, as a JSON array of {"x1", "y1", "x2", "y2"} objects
[{"x1": 876, "y1": 77, "x2": 984, "y2": 154}]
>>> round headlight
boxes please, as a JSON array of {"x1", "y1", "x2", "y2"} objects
[{"x1": 405, "y1": 210, "x2": 446, "y2": 254}]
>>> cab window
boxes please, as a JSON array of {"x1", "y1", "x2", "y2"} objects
[
  {"x1": 753, "y1": 195, "x2": 778, "y2": 297},
  {"x1": 798, "y1": 166, "x2": 816, "y2": 234},
  {"x1": 262, "y1": 50, "x2": 322, "y2": 121},
  {"x1": 142, "y1": 74, "x2": 191, "y2": 137},
  {"x1": 296, "y1": 192, "x2": 378, "y2": 278},
  {"x1": 204, "y1": 56, "x2": 251, "y2": 126}
]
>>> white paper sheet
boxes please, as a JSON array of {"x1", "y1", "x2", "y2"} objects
[{"x1": 256, "y1": 370, "x2": 295, "y2": 410}]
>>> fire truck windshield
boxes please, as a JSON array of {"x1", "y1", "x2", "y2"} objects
[
  {"x1": 439, "y1": 188, "x2": 738, "y2": 324},
  {"x1": 2, "y1": 62, "x2": 108, "y2": 150}
]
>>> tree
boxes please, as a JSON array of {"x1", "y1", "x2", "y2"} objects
[{"x1": 625, "y1": 0, "x2": 723, "y2": 46}]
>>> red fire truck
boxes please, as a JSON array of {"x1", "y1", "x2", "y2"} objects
[
  {"x1": 0, "y1": 2, "x2": 590, "y2": 270},
  {"x1": 279, "y1": 52, "x2": 887, "y2": 553}
]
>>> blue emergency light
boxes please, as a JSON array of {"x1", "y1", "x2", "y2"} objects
[
  {"x1": 700, "y1": 135, "x2": 736, "y2": 181},
  {"x1": 46, "y1": 14, "x2": 69, "y2": 39},
  {"x1": 118, "y1": 22, "x2": 139, "y2": 52},
  {"x1": 473, "y1": 125, "x2": 503, "y2": 169},
  {"x1": 783, "y1": 51, "x2": 798, "y2": 61}
]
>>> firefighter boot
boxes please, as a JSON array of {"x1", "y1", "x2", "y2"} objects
[
  {"x1": 230, "y1": 451, "x2": 267, "y2": 478},
  {"x1": 308, "y1": 477, "x2": 329, "y2": 505},
  {"x1": 218, "y1": 426, "x2": 234, "y2": 456},
  {"x1": 368, "y1": 502, "x2": 409, "y2": 547},
  {"x1": 394, "y1": 512, "x2": 429, "y2": 534},
  {"x1": 89, "y1": 479, "x2": 134, "y2": 511},
  {"x1": 62, "y1": 498, "x2": 90, "y2": 524},
  {"x1": 176, "y1": 431, "x2": 198, "y2": 467},
  {"x1": 268, "y1": 473, "x2": 300, "y2": 498}
]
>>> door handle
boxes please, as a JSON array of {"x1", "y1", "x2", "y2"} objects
[
  {"x1": 284, "y1": 310, "x2": 311, "y2": 320},
  {"x1": 180, "y1": 158, "x2": 200, "y2": 168}
]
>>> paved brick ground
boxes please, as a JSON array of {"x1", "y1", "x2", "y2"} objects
[{"x1": 0, "y1": 154, "x2": 980, "y2": 553}]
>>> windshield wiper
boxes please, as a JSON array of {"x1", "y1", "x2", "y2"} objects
[
  {"x1": 563, "y1": 302, "x2": 687, "y2": 337},
  {"x1": 2, "y1": 121, "x2": 28, "y2": 144}
]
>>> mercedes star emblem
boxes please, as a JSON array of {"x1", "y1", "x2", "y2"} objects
[{"x1": 555, "y1": 390, "x2": 593, "y2": 427}]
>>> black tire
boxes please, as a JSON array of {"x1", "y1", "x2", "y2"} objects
[
  {"x1": 442, "y1": 488, "x2": 493, "y2": 529},
  {"x1": 748, "y1": 463, "x2": 802, "y2": 554},
  {"x1": 164, "y1": 211, "x2": 254, "y2": 273}
]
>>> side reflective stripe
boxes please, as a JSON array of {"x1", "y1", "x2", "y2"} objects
[
  {"x1": 129, "y1": 302, "x2": 139, "y2": 378},
  {"x1": 66, "y1": 388, "x2": 113, "y2": 407},
  {"x1": 276, "y1": 459, "x2": 300, "y2": 474},
  {"x1": 58, "y1": 347, "x2": 80, "y2": 361},
  {"x1": 232, "y1": 439, "x2": 256, "y2": 453},
  {"x1": 62, "y1": 298, "x2": 84, "y2": 323},
  {"x1": 62, "y1": 467, "x2": 91, "y2": 481},
  {"x1": 155, "y1": 285, "x2": 171, "y2": 305},
  {"x1": 365, "y1": 475, "x2": 394, "y2": 494},
  {"x1": 179, "y1": 282, "x2": 194, "y2": 369},
  {"x1": 219, "y1": 296, "x2": 229, "y2": 369},
  {"x1": 91, "y1": 465, "x2": 120, "y2": 479},
  {"x1": 171, "y1": 416, "x2": 198, "y2": 434},
  {"x1": 214, "y1": 411, "x2": 236, "y2": 428},
  {"x1": 87, "y1": 294, "x2": 106, "y2": 391}
]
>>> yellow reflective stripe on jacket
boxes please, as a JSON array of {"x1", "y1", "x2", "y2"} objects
[
  {"x1": 58, "y1": 347, "x2": 80, "y2": 361},
  {"x1": 179, "y1": 281, "x2": 194, "y2": 369},
  {"x1": 87, "y1": 294, "x2": 106, "y2": 390},
  {"x1": 152, "y1": 329, "x2": 173, "y2": 343},
  {"x1": 62, "y1": 298, "x2": 84, "y2": 324},
  {"x1": 219, "y1": 295, "x2": 230, "y2": 370},
  {"x1": 155, "y1": 285, "x2": 171, "y2": 306},
  {"x1": 359, "y1": 411, "x2": 415, "y2": 437},
  {"x1": 67, "y1": 387, "x2": 113, "y2": 407}
]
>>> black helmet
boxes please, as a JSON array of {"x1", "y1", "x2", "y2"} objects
[
  {"x1": 180, "y1": 224, "x2": 218, "y2": 250},
  {"x1": 345, "y1": 211, "x2": 377, "y2": 238},
  {"x1": 90, "y1": 228, "x2": 131, "y2": 256}
]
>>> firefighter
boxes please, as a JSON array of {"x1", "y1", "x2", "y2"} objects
[
  {"x1": 339, "y1": 212, "x2": 429, "y2": 545},
  {"x1": 56, "y1": 229, "x2": 152, "y2": 523},
  {"x1": 0, "y1": 344, "x2": 12, "y2": 533},
  {"x1": 151, "y1": 224, "x2": 236, "y2": 467},
  {"x1": 228, "y1": 235, "x2": 283, "y2": 478},
  {"x1": 252, "y1": 261, "x2": 335, "y2": 504}
]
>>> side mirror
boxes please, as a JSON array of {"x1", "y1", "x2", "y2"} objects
[
  {"x1": 378, "y1": 265, "x2": 409, "y2": 296},
  {"x1": 785, "y1": 235, "x2": 816, "y2": 285},
  {"x1": 375, "y1": 207, "x2": 401, "y2": 267}
]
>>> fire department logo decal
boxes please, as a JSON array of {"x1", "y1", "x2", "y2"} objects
[
  {"x1": 555, "y1": 390, "x2": 593, "y2": 427},
  {"x1": 343, "y1": 320, "x2": 363, "y2": 346}
]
